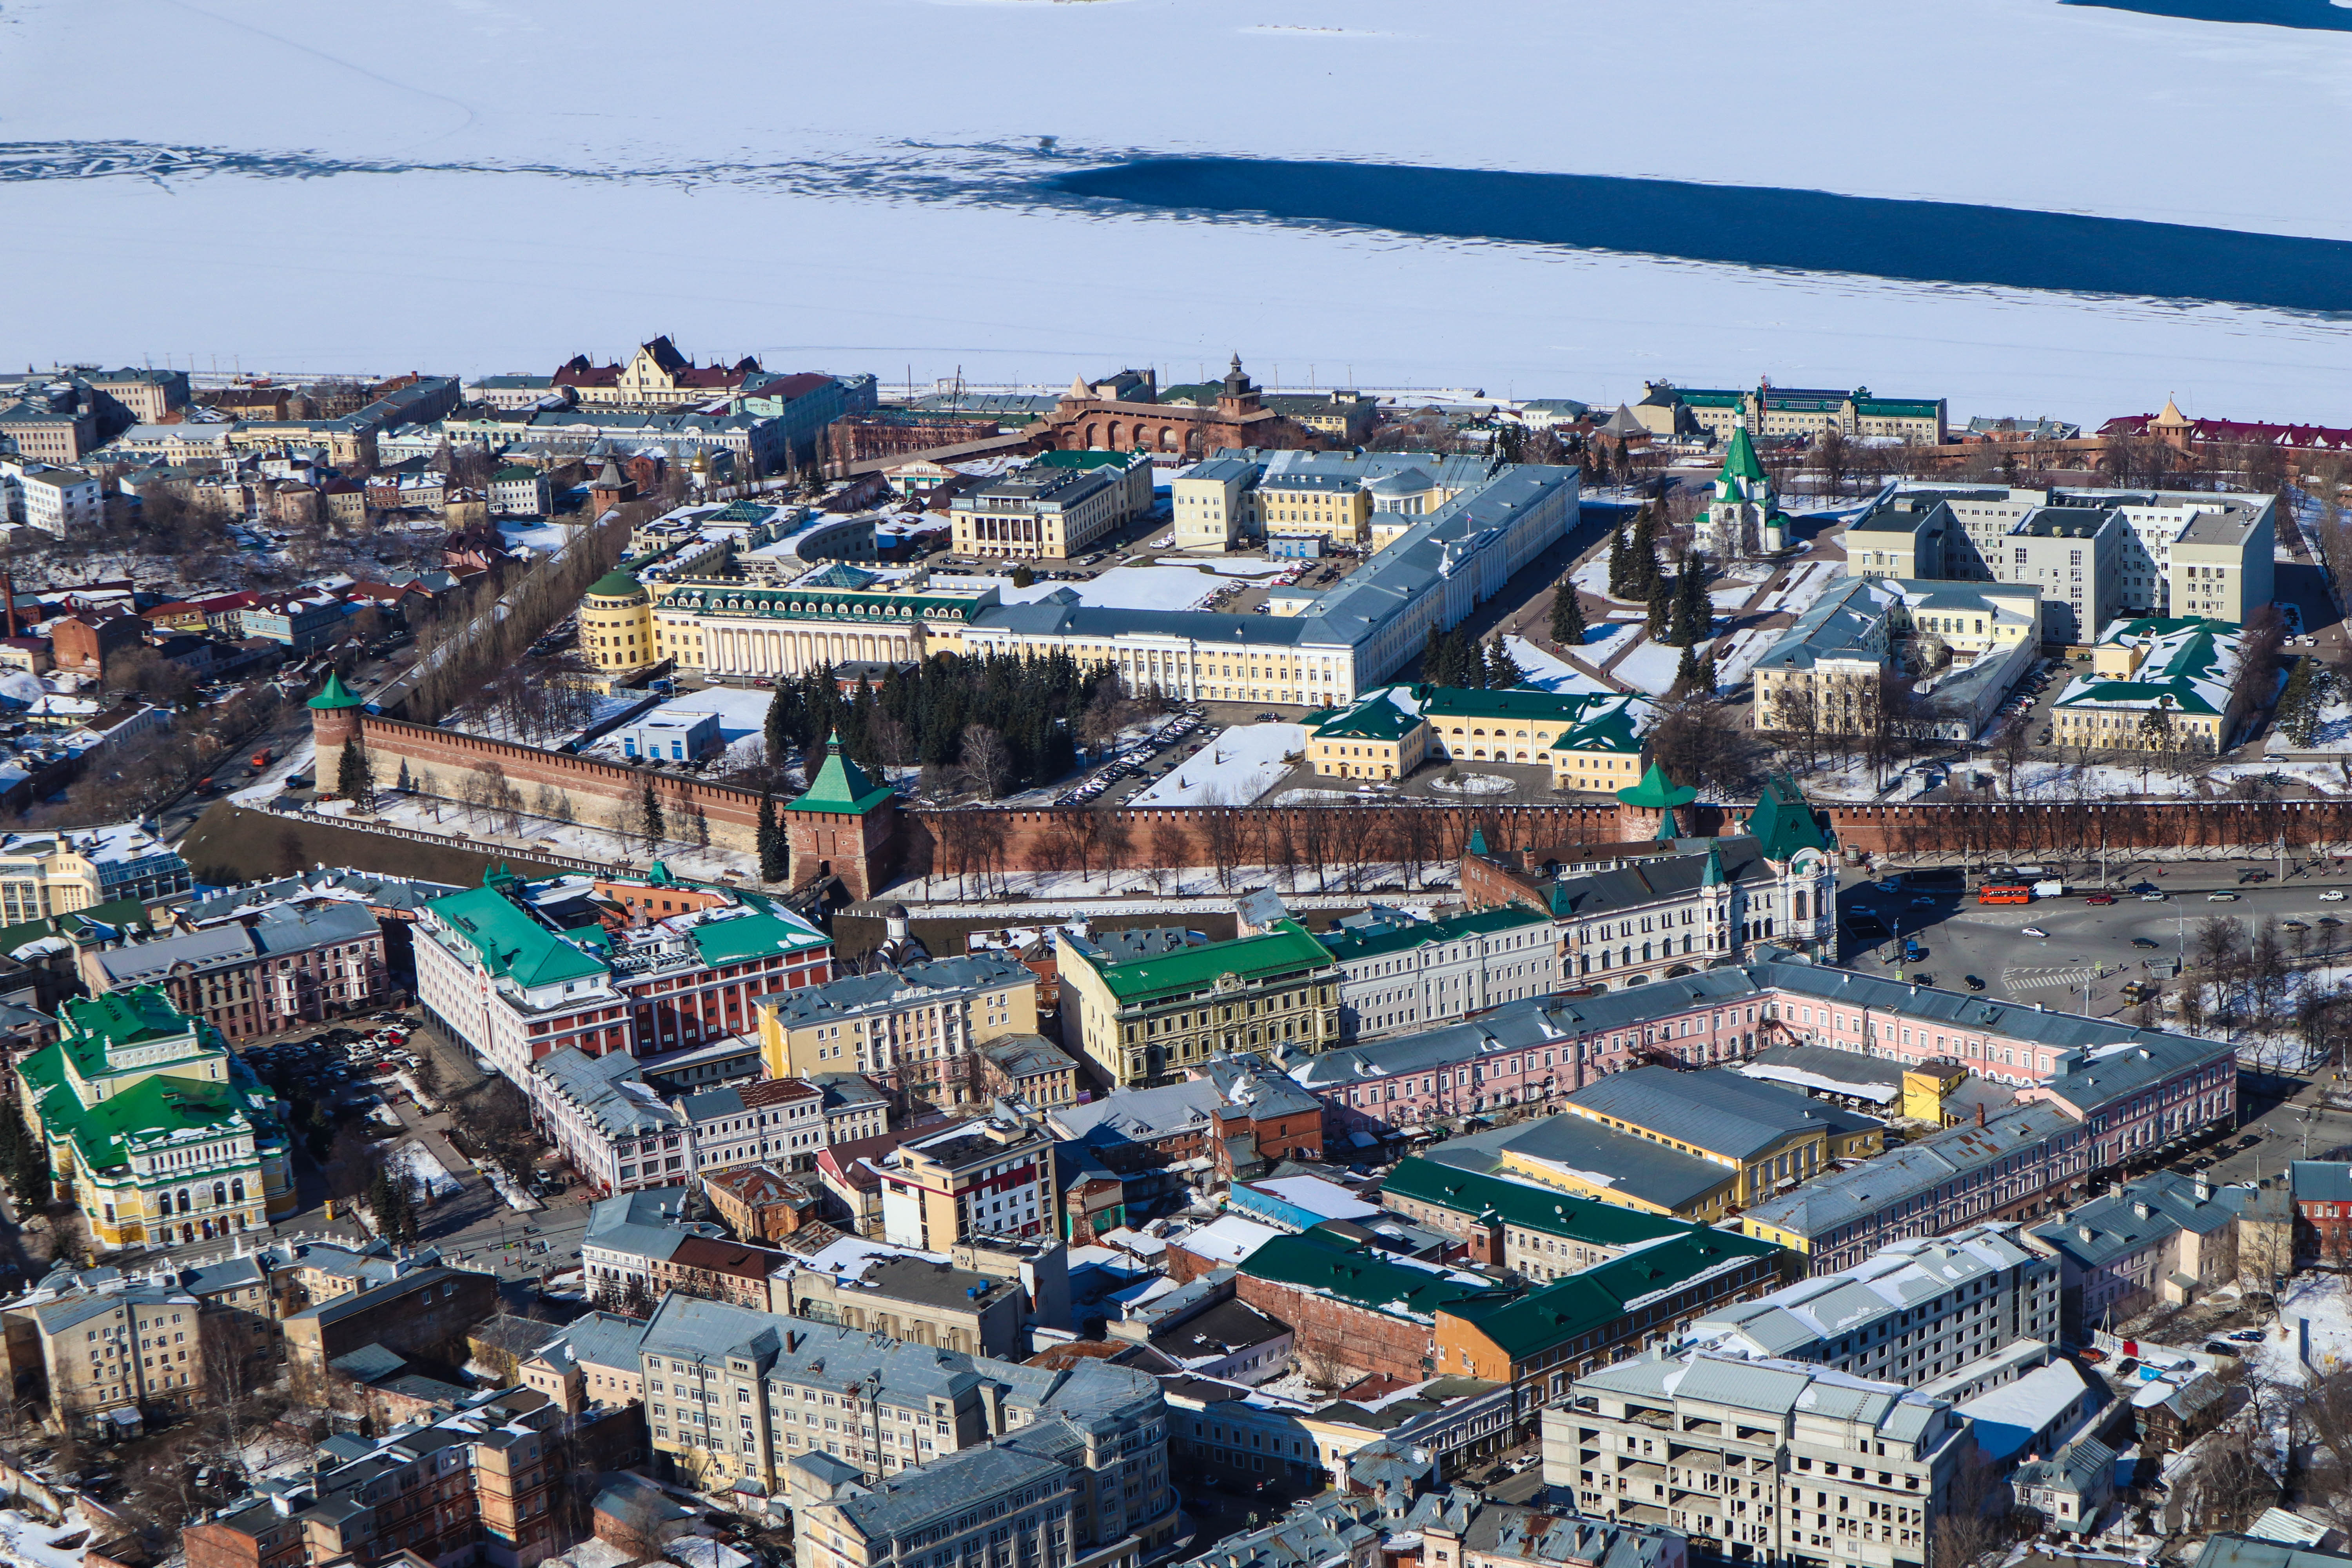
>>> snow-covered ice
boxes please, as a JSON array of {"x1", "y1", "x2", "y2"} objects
[
  {"x1": 5, "y1": 0, "x2": 2348, "y2": 421},
  {"x1": 1129, "y1": 722, "x2": 1303, "y2": 805}
]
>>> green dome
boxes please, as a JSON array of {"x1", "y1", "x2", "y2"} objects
[{"x1": 588, "y1": 568, "x2": 644, "y2": 599}]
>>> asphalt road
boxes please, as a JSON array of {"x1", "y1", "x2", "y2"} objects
[{"x1": 1837, "y1": 869, "x2": 2352, "y2": 1022}]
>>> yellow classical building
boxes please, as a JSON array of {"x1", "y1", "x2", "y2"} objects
[{"x1": 18, "y1": 988, "x2": 294, "y2": 1250}]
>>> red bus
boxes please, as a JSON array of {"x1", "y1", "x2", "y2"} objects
[{"x1": 1978, "y1": 884, "x2": 2032, "y2": 905}]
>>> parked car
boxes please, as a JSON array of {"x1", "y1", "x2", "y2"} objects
[
  {"x1": 1964, "y1": 975, "x2": 1985, "y2": 991},
  {"x1": 2205, "y1": 1341, "x2": 2244, "y2": 1359},
  {"x1": 2022, "y1": 926, "x2": 2049, "y2": 938},
  {"x1": 2230, "y1": 1327, "x2": 2266, "y2": 1341}
]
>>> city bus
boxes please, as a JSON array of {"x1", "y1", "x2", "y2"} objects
[{"x1": 1978, "y1": 884, "x2": 2033, "y2": 905}]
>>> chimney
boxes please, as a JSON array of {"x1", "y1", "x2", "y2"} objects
[{"x1": 1976, "y1": 1101, "x2": 1986, "y2": 1128}]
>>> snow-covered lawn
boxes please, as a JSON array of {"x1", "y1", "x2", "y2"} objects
[
  {"x1": 445, "y1": 690, "x2": 648, "y2": 752},
  {"x1": 1128, "y1": 722, "x2": 1303, "y2": 805},
  {"x1": 1709, "y1": 585, "x2": 1757, "y2": 613},
  {"x1": 1711, "y1": 625, "x2": 1782, "y2": 687},
  {"x1": 2251, "y1": 1273, "x2": 2352, "y2": 1388},
  {"x1": 498, "y1": 519, "x2": 573, "y2": 554},
  {"x1": 1571, "y1": 558, "x2": 1631, "y2": 602},
  {"x1": 1612, "y1": 637, "x2": 1688, "y2": 697},
  {"x1": 388, "y1": 1138, "x2": 463, "y2": 1199},
  {"x1": 1503, "y1": 635, "x2": 1613, "y2": 695},
  {"x1": 1760, "y1": 560, "x2": 1842, "y2": 618}
]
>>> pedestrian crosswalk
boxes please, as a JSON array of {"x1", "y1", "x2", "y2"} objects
[{"x1": 2002, "y1": 965, "x2": 2102, "y2": 992}]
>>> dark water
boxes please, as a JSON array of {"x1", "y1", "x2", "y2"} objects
[
  {"x1": 2062, "y1": 0, "x2": 2352, "y2": 29},
  {"x1": 1052, "y1": 157, "x2": 2352, "y2": 314}
]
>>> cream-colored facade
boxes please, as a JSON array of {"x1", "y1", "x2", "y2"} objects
[
  {"x1": 651, "y1": 570, "x2": 996, "y2": 679},
  {"x1": 14, "y1": 1283, "x2": 210, "y2": 1425},
  {"x1": 961, "y1": 618, "x2": 1363, "y2": 707},
  {"x1": 1259, "y1": 475, "x2": 1370, "y2": 546},
  {"x1": 1171, "y1": 459, "x2": 1260, "y2": 551},
  {"x1": 756, "y1": 956, "x2": 1040, "y2": 1111},
  {"x1": 581, "y1": 570, "x2": 657, "y2": 673}
]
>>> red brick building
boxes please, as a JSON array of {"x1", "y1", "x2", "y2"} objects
[
  {"x1": 1033, "y1": 357, "x2": 1315, "y2": 457},
  {"x1": 51, "y1": 613, "x2": 145, "y2": 675}
]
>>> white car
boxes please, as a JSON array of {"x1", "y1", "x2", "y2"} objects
[
  {"x1": 2140, "y1": 890, "x2": 2167, "y2": 901},
  {"x1": 2324, "y1": 890, "x2": 2347, "y2": 902},
  {"x1": 2022, "y1": 926, "x2": 2049, "y2": 938},
  {"x1": 2208, "y1": 892, "x2": 2239, "y2": 902}
]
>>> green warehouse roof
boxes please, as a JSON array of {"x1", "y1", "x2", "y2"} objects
[
  {"x1": 1379, "y1": 1158, "x2": 1699, "y2": 1251},
  {"x1": 1238, "y1": 1229, "x2": 1514, "y2": 1324},
  {"x1": 1446, "y1": 1228, "x2": 1783, "y2": 1363},
  {"x1": 1084, "y1": 918, "x2": 1332, "y2": 1005}
]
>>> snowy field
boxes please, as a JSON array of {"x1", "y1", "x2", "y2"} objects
[
  {"x1": 5, "y1": 0, "x2": 2351, "y2": 418},
  {"x1": 1613, "y1": 639, "x2": 1688, "y2": 697},
  {"x1": 1129, "y1": 722, "x2": 1304, "y2": 805},
  {"x1": 1503, "y1": 636, "x2": 1613, "y2": 695}
]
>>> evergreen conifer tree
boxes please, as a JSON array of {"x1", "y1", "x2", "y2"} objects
[
  {"x1": 1646, "y1": 570, "x2": 1672, "y2": 636},
  {"x1": 1670, "y1": 554, "x2": 1709, "y2": 646},
  {"x1": 338, "y1": 734, "x2": 374, "y2": 811},
  {"x1": 1696, "y1": 647, "x2": 1719, "y2": 695},
  {"x1": 757, "y1": 788, "x2": 785, "y2": 882},
  {"x1": 639, "y1": 779, "x2": 665, "y2": 852},
  {"x1": 1627, "y1": 505, "x2": 1659, "y2": 595},
  {"x1": 1550, "y1": 583, "x2": 1586, "y2": 648},
  {"x1": 1486, "y1": 639, "x2": 1528, "y2": 689},
  {"x1": 2279, "y1": 657, "x2": 2325, "y2": 748},
  {"x1": 1606, "y1": 523, "x2": 1630, "y2": 599},
  {"x1": 1674, "y1": 643, "x2": 1700, "y2": 695}
]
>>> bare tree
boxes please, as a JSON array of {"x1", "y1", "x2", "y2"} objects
[{"x1": 960, "y1": 724, "x2": 1013, "y2": 800}]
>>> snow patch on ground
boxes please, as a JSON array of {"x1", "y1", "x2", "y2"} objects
[
  {"x1": 1428, "y1": 771, "x2": 1514, "y2": 795},
  {"x1": 387, "y1": 1138, "x2": 462, "y2": 1199},
  {"x1": 1128, "y1": 722, "x2": 1303, "y2": 805},
  {"x1": 1761, "y1": 561, "x2": 1842, "y2": 618},
  {"x1": 1503, "y1": 635, "x2": 1613, "y2": 695},
  {"x1": 0, "y1": 1511, "x2": 97, "y2": 1568},
  {"x1": 1153, "y1": 557, "x2": 1293, "y2": 576},
  {"x1": 1613, "y1": 638, "x2": 1689, "y2": 697},
  {"x1": 2252, "y1": 1273, "x2": 2352, "y2": 1387},
  {"x1": 1712, "y1": 626, "x2": 1781, "y2": 687}
]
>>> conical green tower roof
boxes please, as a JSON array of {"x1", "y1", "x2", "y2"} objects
[
  {"x1": 783, "y1": 731, "x2": 895, "y2": 817},
  {"x1": 1718, "y1": 425, "x2": 1767, "y2": 487},
  {"x1": 1615, "y1": 762, "x2": 1697, "y2": 812},
  {"x1": 307, "y1": 670, "x2": 364, "y2": 710},
  {"x1": 1701, "y1": 839, "x2": 1728, "y2": 888}
]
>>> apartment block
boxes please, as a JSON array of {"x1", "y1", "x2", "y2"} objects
[
  {"x1": 1170, "y1": 457, "x2": 1260, "y2": 550},
  {"x1": 0, "y1": 821, "x2": 192, "y2": 924},
  {"x1": 82, "y1": 900, "x2": 386, "y2": 1040},
  {"x1": 282, "y1": 1265, "x2": 501, "y2": 1382},
  {"x1": 678, "y1": 1076, "x2": 826, "y2": 1175},
  {"x1": 1683, "y1": 1222, "x2": 2060, "y2": 1387},
  {"x1": 756, "y1": 952, "x2": 1038, "y2": 1109},
  {"x1": 1317, "y1": 904, "x2": 1561, "y2": 1042},
  {"x1": 1544, "y1": 1350, "x2": 1967, "y2": 1568},
  {"x1": 0, "y1": 459, "x2": 102, "y2": 535},
  {"x1": 184, "y1": 1389, "x2": 560, "y2": 1568},
  {"x1": 630, "y1": 1292, "x2": 1175, "y2": 1562},
  {"x1": 878, "y1": 1116, "x2": 1057, "y2": 1249},
  {"x1": 949, "y1": 462, "x2": 1129, "y2": 560},
  {"x1": 1056, "y1": 920, "x2": 1339, "y2": 1090},
  {"x1": 13, "y1": 1275, "x2": 209, "y2": 1432},
  {"x1": 771, "y1": 1246, "x2": 1025, "y2": 1358}
]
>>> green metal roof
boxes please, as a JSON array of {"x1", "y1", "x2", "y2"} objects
[
  {"x1": 1421, "y1": 686, "x2": 1592, "y2": 720},
  {"x1": 1311, "y1": 690, "x2": 1419, "y2": 742},
  {"x1": 783, "y1": 734, "x2": 895, "y2": 817},
  {"x1": 588, "y1": 568, "x2": 644, "y2": 598},
  {"x1": 1445, "y1": 1228, "x2": 1782, "y2": 1362},
  {"x1": 689, "y1": 912, "x2": 831, "y2": 966},
  {"x1": 1033, "y1": 450, "x2": 1138, "y2": 470},
  {"x1": 1717, "y1": 426, "x2": 1766, "y2": 486},
  {"x1": 425, "y1": 885, "x2": 608, "y2": 987},
  {"x1": 1742, "y1": 774, "x2": 1834, "y2": 861},
  {"x1": 1552, "y1": 696, "x2": 1647, "y2": 756},
  {"x1": 1239, "y1": 1229, "x2": 1514, "y2": 1324},
  {"x1": 1084, "y1": 918, "x2": 1334, "y2": 1005},
  {"x1": 1853, "y1": 399, "x2": 1942, "y2": 418},
  {"x1": 58, "y1": 987, "x2": 199, "y2": 1058},
  {"x1": 1615, "y1": 762, "x2": 1696, "y2": 811},
  {"x1": 307, "y1": 670, "x2": 365, "y2": 710},
  {"x1": 1317, "y1": 906, "x2": 1551, "y2": 963},
  {"x1": 1380, "y1": 1158, "x2": 1697, "y2": 1250}
]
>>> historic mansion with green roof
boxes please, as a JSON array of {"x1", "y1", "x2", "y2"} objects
[
  {"x1": 1058, "y1": 917, "x2": 1340, "y2": 1089},
  {"x1": 1306, "y1": 684, "x2": 1655, "y2": 793},
  {"x1": 18, "y1": 987, "x2": 292, "y2": 1250}
]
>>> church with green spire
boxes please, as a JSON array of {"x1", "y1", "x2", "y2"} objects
[{"x1": 1696, "y1": 425, "x2": 1789, "y2": 559}]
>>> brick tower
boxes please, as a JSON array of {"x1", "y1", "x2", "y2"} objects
[
  {"x1": 307, "y1": 670, "x2": 366, "y2": 792},
  {"x1": 780, "y1": 732, "x2": 898, "y2": 900}
]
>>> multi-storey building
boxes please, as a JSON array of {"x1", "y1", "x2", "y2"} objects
[
  {"x1": 645, "y1": 563, "x2": 999, "y2": 681},
  {"x1": 1317, "y1": 904, "x2": 1561, "y2": 1041},
  {"x1": 1557, "y1": 1066, "x2": 1884, "y2": 1210},
  {"x1": 756, "y1": 952, "x2": 1038, "y2": 1108},
  {"x1": 0, "y1": 821, "x2": 191, "y2": 924},
  {"x1": 81, "y1": 900, "x2": 386, "y2": 1040},
  {"x1": 1169, "y1": 457, "x2": 1261, "y2": 550},
  {"x1": 947, "y1": 459, "x2": 1133, "y2": 561},
  {"x1": 1307, "y1": 685, "x2": 1659, "y2": 791},
  {"x1": 679, "y1": 1076, "x2": 827, "y2": 1174},
  {"x1": 2049, "y1": 616, "x2": 2248, "y2": 753},
  {"x1": 1736, "y1": 1104, "x2": 2091, "y2": 1271},
  {"x1": 1544, "y1": 1350, "x2": 1967, "y2": 1568},
  {"x1": 1847, "y1": 484, "x2": 2274, "y2": 643},
  {"x1": 1057, "y1": 920, "x2": 1340, "y2": 1089},
  {"x1": 0, "y1": 396, "x2": 96, "y2": 463},
  {"x1": 414, "y1": 867, "x2": 833, "y2": 1118},
  {"x1": 771, "y1": 1246, "x2": 1025, "y2": 1358},
  {"x1": 18, "y1": 987, "x2": 293, "y2": 1248},
  {"x1": 1415, "y1": 1497, "x2": 1688, "y2": 1568},
  {"x1": 82, "y1": 367, "x2": 190, "y2": 425},
  {"x1": 1256, "y1": 470, "x2": 1374, "y2": 548},
  {"x1": 0, "y1": 459, "x2": 102, "y2": 535},
  {"x1": 877, "y1": 1116, "x2": 1058, "y2": 1248},
  {"x1": 1750, "y1": 575, "x2": 2043, "y2": 741},
  {"x1": 628, "y1": 1294, "x2": 1174, "y2": 1557},
  {"x1": 1649, "y1": 381, "x2": 1948, "y2": 445},
  {"x1": 1683, "y1": 1222, "x2": 2060, "y2": 1386},
  {"x1": 184, "y1": 1390, "x2": 559, "y2": 1568},
  {"x1": 281, "y1": 1265, "x2": 501, "y2": 1382},
  {"x1": 580, "y1": 1186, "x2": 716, "y2": 1298},
  {"x1": 957, "y1": 462, "x2": 1577, "y2": 708},
  {"x1": 13, "y1": 1273, "x2": 210, "y2": 1430},
  {"x1": 1377, "y1": 1158, "x2": 1707, "y2": 1279},
  {"x1": 2028, "y1": 1169, "x2": 2260, "y2": 1335},
  {"x1": 554, "y1": 337, "x2": 765, "y2": 409},
  {"x1": 530, "y1": 1048, "x2": 693, "y2": 1196}
]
